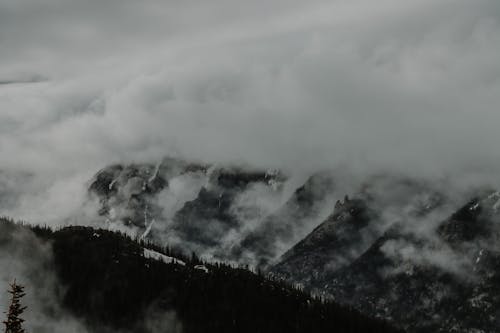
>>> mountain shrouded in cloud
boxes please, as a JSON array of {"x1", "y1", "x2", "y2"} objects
[
  {"x1": 1, "y1": 0, "x2": 500, "y2": 226},
  {"x1": 1, "y1": 1, "x2": 500, "y2": 332}
]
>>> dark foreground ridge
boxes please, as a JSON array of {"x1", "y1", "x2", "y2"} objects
[{"x1": 0, "y1": 218, "x2": 402, "y2": 333}]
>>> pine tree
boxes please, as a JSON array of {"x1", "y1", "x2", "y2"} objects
[{"x1": 3, "y1": 281, "x2": 27, "y2": 333}]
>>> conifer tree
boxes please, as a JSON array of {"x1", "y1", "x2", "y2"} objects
[{"x1": 3, "y1": 281, "x2": 27, "y2": 333}]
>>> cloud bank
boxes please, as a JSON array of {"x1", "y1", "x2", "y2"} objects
[{"x1": 0, "y1": 0, "x2": 500, "y2": 223}]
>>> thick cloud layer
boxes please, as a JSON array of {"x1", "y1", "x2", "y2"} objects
[{"x1": 1, "y1": 0, "x2": 500, "y2": 223}]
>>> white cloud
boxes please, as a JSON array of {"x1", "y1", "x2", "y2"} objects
[{"x1": 1, "y1": 0, "x2": 500, "y2": 223}]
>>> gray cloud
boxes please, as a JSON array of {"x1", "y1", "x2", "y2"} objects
[
  {"x1": 0, "y1": 0, "x2": 500, "y2": 224},
  {"x1": 0, "y1": 223, "x2": 90, "y2": 333}
]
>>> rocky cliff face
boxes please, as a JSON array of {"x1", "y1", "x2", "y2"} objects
[
  {"x1": 271, "y1": 195, "x2": 379, "y2": 285},
  {"x1": 165, "y1": 166, "x2": 287, "y2": 258},
  {"x1": 88, "y1": 157, "x2": 291, "y2": 261},
  {"x1": 231, "y1": 171, "x2": 336, "y2": 267},
  {"x1": 271, "y1": 190, "x2": 500, "y2": 333},
  {"x1": 88, "y1": 158, "x2": 208, "y2": 229}
]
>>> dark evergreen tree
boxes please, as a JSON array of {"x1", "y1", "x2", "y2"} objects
[{"x1": 3, "y1": 281, "x2": 27, "y2": 333}]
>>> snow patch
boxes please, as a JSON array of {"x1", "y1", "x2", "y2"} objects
[
  {"x1": 108, "y1": 178, "x2": 118, "y2": 190},
  {"x1": 148, "y1": 162, "x2": 161, "y2": 183},
  {"x1": 143, "y1": 248, "x2": 186, "y2": 266},
  {"x1": 194, "y1": 265, "x2": 209, "y2": 273},
  {"x1": 265, "y1": 169, "x2": 281, "y2": 190},
  {"x1": 469, "y1": 203, "x2": 479, "y2": 211},
  {"x1": 475, "y1": 249, "x2": 484, "y2": 264},
  {"x1": 140, "y1": 219, "x2": 155, "y2": 240}
]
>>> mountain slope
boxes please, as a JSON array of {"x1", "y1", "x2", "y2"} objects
[
  {"x1": 271, "y1": 192, "x2": 500, "y2": 332},
  {"x1": 271, "y1": 195, "x2": 380, "y2": 285},
  {"x1": 88, "y1": 158, "x2": 288, "y2": 261},
  {"x1": 87, "y1": 161, "x2": 500, "y2": 331},
  {"x1": 0, "y1": 218, "x2": 402, "y2": 333},
  {"x1": 231, "y1": 171, "x2": 336, "y2": 267},
  {"x1": 166, "y1": 166, "x2": 285, "y2": 257}
]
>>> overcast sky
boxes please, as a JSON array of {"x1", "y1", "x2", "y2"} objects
[{"x1": 1, "y1": 0, "x2": 500, "y2": 222}]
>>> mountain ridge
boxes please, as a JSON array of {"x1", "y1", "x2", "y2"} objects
[{"x1": 0, "y1": 217, "x2": 402, "y2": 333}]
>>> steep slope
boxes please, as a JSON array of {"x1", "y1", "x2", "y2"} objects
[
  {"x1": 231, "y1": 171, "x2": 336, "y2": 267},
  {"x1": 166, "y1": 166, "x2": 285, "y2": 257},
  {"x1": 88, "y1": 157, "x2": 208, "y2": 229},
  {"x1": 87, "y1": 162, "x2": 500, "y2": 331},
  {"x1": 271, "y1": 195, "x2": 379, "y2": 285},
  {"x1": 88, "y1": 158, "x2": 287, "y2": 260},
  {"x1": 0, "y1": 218, "x2": 403, "y2": 333},
  {"x1": 272, "y1": 192, "x2": 500, "y2": 332},
  {"x1": 269, "y1": 175, "x2": 448, "y2": 286}
]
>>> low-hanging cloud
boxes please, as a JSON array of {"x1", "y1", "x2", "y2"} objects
[
  {"x1": 1, "y1": 0, "x2": 500, "y2": 224},
  {"x1": 0, "y1": 223, "x2": 91, "y2": 333}
]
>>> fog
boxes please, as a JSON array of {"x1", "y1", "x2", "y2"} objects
[
  {"x1": 1, "y1": 4, "x2": 500, "y2": 332},
  {"x1": 0, "y1": 0, "x2": 499, "y2": 241},
  {"x1": 0, "y1": 222, "x2": 91, "y2": 333}
]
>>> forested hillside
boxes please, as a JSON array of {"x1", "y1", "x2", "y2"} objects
[{"x1": 1, "y1": 218, "x2": 402, "y2": 333}]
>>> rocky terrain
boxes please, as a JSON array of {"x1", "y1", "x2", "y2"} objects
[
  {"x1": 86, "y1": 157, "x2": 500, "y2": 332},
  {"x1": 272, "y1": 192, "x2": 500, "y2": 332}
]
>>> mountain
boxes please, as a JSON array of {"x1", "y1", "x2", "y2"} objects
[
  {"x1": 230, "y1": 171, "x2": 336, "y2": 267},
  {"x1": 166, "y1": 166, "x2": 286, "y2": 258},
  {"x1": 0, "y1": 218, "x2": 402, "y2": 333},
  {"x1": 270, "y1": 175, "x2": 446, "y2": 287},
  {"x1": 88, "y1": 160, "x2": 500, "y2": 331},
  {"x1": 271, "y1": 195, "x2": 380, "y2": 286},
  {"x1": 271, "y1": 191, "x2": 500, "y2": 332},
  {"x1": 88, "y1": 158, "x2": 318, "y2": 263},
  {"x1": 88, "y1": 157, "x2": 208, "y2": 229}
]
